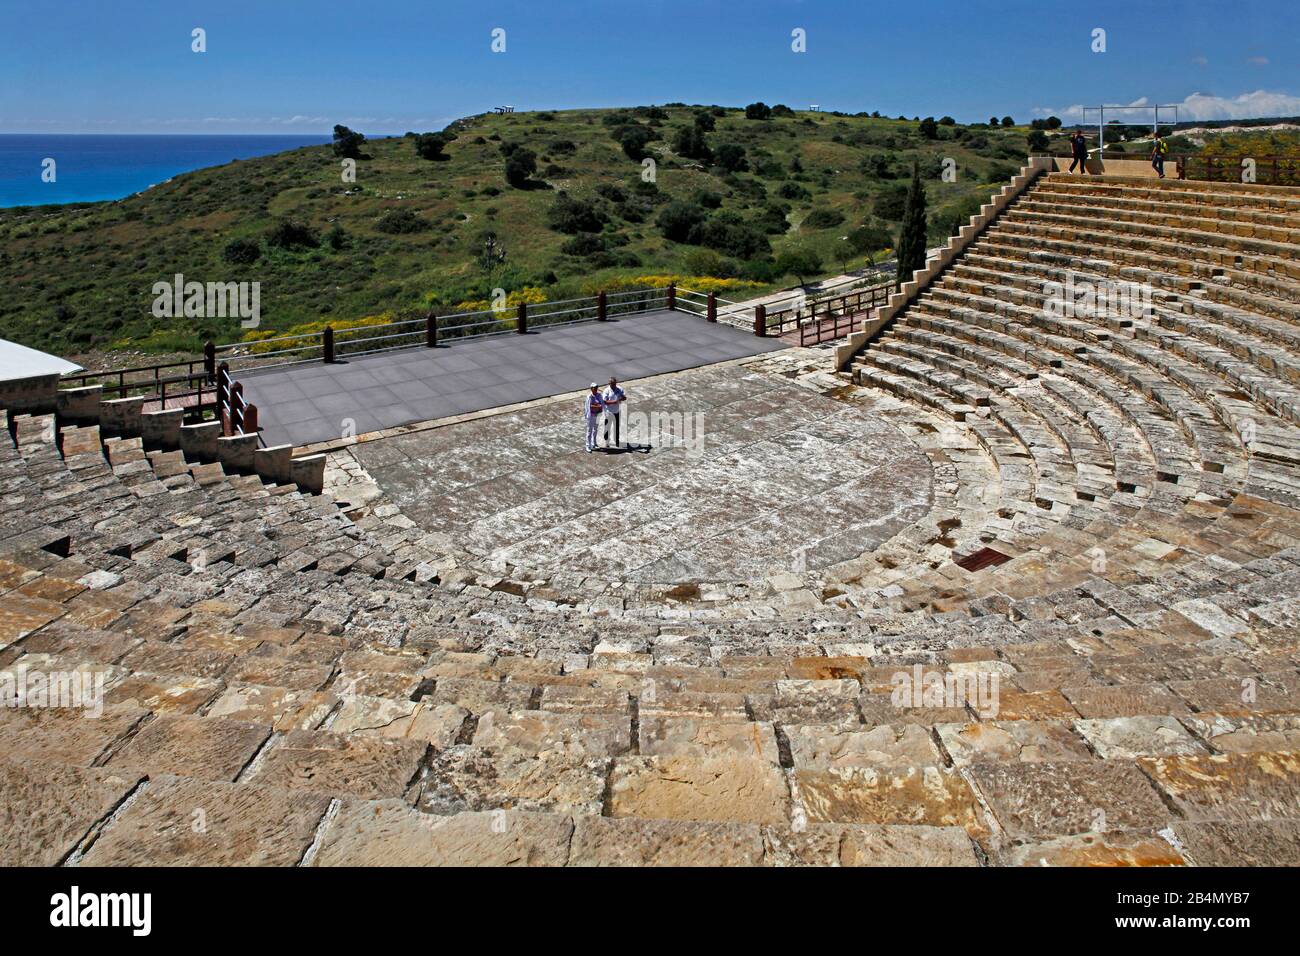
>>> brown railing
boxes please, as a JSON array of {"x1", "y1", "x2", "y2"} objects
[
  {"x1": 1176, "y1": 154, "x2": 1300, "y2": 186},
  {"x1": 757, "y1": 281, "x2": 894, "y2": 346},
  {"x1": 216, "y1": 286, "x2": 673, "y2": 373},
  {"x1": 59, "y1": 346, "x2": 219, "y2": 418},
  {"x1": 216, "y1": 363, "x2": 260, "y2": 441}
]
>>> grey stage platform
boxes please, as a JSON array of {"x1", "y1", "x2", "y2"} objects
[{"x1": 240, "y1": 309, "x2": 789, "y2": 448}]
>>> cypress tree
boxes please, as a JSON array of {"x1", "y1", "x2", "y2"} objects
[{"x1": 895, "y1": 160, "x2": 929, "y2": 288}]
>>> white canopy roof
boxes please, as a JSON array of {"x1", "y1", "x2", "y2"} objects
[{"x1": 0, "y1": 338, "x2": 83, "y2": 383}]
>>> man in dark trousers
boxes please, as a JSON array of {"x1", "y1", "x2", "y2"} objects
[
  {"x1": 1068, "y1": 130, "x2": 1089, "y2": 174},
  {"x1": 601, "y1": 376, "x2": 626, "y2": 448},
  {"x1": 1150, "y1": 134, "x2": 1169, "y2": 178}
]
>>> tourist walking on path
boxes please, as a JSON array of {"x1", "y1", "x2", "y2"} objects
[
  {"x1": 1150, "y1": 134, "x2": 1169, "y2": 179},
  {"x1": 1068, "y1": 130, "x2": 1089, "y2": 174},
  {"x1": 602, "y1": 377, "x2": 626, "y2": 449},
  {"x1": 584, "y1": 384, "x2": 605, "y2": 452}
]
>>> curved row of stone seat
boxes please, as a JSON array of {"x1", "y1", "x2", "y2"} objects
[
  {"x1": 6, "y1": 411, "x2": 1300, "y2": 865},
  {"x1": 843, "y1": 175, "x2": 1300, "y2": 614},
  {"x1": 6, "y1": 519, "x2": 1300, "y2": 865},
  {"x1": 1017, "y1": 192, "x2": 1300, "y2": 247}
]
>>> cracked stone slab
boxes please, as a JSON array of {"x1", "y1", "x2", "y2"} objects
[
  {"x1": 1138, "y1": 751, "x2": 1300, "y2": 823},
  {"x1": 570, "y1": 817, "x2": 764, "y2": 866},
  {"x1": 246, "y1": 729, "x2": 429, "y2": 800},
  {"x1": 761, "y1": 823, "x2": 980, "y2": 866},
  {"x1": 608, "y1": 755, "x2": 790, "y2": 824},
  {"x1": 206, "y1": 684, "x2": 337, "y2": 732},
  {"x1": 967, "y1": 760, "x2": 1173, "y2": 841},
  {"x1": 1179, "y1": 713, "x2": 1300, "y2": 753},
  {"x1": 0, "y1": 759, "x2": 143, "y2": 867},
  {"x1": 106, "y1": 714, "x2": 272, "y2": 783},
  {"x1": 0, "y1": 703, "x2": 149, "y2": 767},
  {"x1": 417, "y1": 746, "x2": 607, "y2": 816},
  {"x1": 794, "y1": 765, "x2": 989, "y2": 837},
  {"x1": 637, "y1": 716, "x2": 778, "y2": 762},
  {"x1": 1073, "y1": 716, "x2": 1207, "y2": 760},
  {"x1": 474, "y1": 709, "x2": 632, "y2": 758},
  {"x1": 1169, "y1": 820, "x2": 1300, "y2": 866},
  {"x1": 104, "y1": 672, "x2": 224, "y2": 716},
  {"x1": 786, "y1": 722, "x2": 942, "y2": 769},
  {"x1": 936, "y1": 721, "x2": 1094, "y2": 767},
  {"x1": 81, "y1": 775, "x2": 331, "y2": 866},
  {"x1": 312, "y1": 800, "x2": 573, "y2": 866},
  {"x1": 996, "y1": 830, "x2": 1186, "y2": 866},
  {"x1": 330, "y1": 696, "x2": 467, "y2": 748}
]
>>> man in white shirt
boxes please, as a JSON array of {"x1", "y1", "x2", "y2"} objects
[
  {"x1": 601, "y1": 376, "x2": 627, "y2": 448},
  {"x1": 584, "y1": 383, "x2": 605, "y2": 452}
]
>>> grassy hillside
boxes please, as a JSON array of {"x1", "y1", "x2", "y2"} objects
[{"x1": 0, "y1": 106, "x2": 1039, "y2": 358}]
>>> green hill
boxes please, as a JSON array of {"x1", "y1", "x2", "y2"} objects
[{"x1": 0, "y1": 105, "x2": 1039, "y2": 358}]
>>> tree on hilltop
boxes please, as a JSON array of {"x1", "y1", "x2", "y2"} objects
[
  {"x1": 414, "y1": 133, "x2": 448, "y2": 160},
  {"x1": 332, "y1": 125, "x2": 366, "y2": 159}
]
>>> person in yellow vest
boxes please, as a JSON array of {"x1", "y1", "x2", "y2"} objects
[{"x1": 1150, "y1": 134, "x2": 1169, "y2": 179}]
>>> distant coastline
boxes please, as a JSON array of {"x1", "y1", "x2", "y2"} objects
[{"x1": 0, "y1": 134, "x2": 330, "y2": 209}]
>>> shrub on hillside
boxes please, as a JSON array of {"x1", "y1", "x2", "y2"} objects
[
  {"x1": 560, "y1": 234, "x2": 605, "y2": 256},
  {"x1": 673, "y1": 125, "x2": 712, "y2": 161},
  {"x1": 744, "y1": 102, "x2": 772, "y2": 120},
  {"x1": 546, "y1": 192, "x2": 605, "y2": 233},
  {"x1": 777, "y1": 181, "x2": 810, "y2": 200},
  {"x1": 690, "y1": 213, "x2": 769, "y2": 259},
  {"x1": 803, "y1": 208, "x2": 846, "y2": 229},
  {"x1": 222, "y1": 237, "x2": 261, "y2": 264},
  {"x1": 754, "y1": 202, "x2": 791, "y2": 235},
  {"x1": 500, "y1": 143, "x2": 538, "y2": 187},
  {"x1": 657, "y1": 200, "x2": 708, "y2": 242},
  {"x1": 414, "y1": 133, "x2": 449, "y2": 160},
  {"x1": 714, "y1": 143, "x2": 749, "y2": 172},
  {"x1": 874, "y1": 184, "x2": 909, "y2": 220},
  {"x1": 375, "y1": 209, "x2": 430, "y2": 234},
  {"x1": 680, "y1": 248, "x2": 738, "y2": 277},
  {"x1": 776, "y1": 247, "x2": 823, "y2": 284},
  {"x1": 266, "y1": 218, "x2": 320, "y2": 250},
  {"x1": 615, "y1": 124, "x2": 655, "y2": 161}
]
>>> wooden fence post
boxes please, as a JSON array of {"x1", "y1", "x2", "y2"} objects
[
  {"x1": 666, "y1": 284, "x2": 676, "y2": 311},
  {"x1": 517, "y1": 301, "x2": 528, "y2": 334},
  {"x1": 707, "y1": 292, "x2": 717, "y2": 323},
  {"x1": 754, "y1": 303, "x2": 766, "y2": 337},
  {"x1": 597, "y1": 291, "x2": 607, "y2": 322},
  {"x1": 323, "y1": 326, "x2": 335, "y2": 363},
  {"x1": 426, "y1": 311, "x2": 438, "y2": 347}
]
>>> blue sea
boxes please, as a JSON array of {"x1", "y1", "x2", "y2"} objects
[{"x1": 0, "y1": 134, "x2": 331, "y2": 208}]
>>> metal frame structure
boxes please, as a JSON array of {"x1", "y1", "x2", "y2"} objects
[{"x1": 1079, "y1": 104, "x2": 1180, "y2": 153}]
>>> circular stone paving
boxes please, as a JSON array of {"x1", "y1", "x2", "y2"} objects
[{"x1": 354, "y1": 363, "x2": 933, "y2": 583}]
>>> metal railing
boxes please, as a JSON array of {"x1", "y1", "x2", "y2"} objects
[
  {"x1": 216, "y1": 363, "x2": 261, "y2": 442},
  {"x1": 1049, "y1": 149, "x2": 1300, "y2": 187},
  {"x1": 755, "y1": 280, "x2": 894, "y2": 346},
  {"x1": 1176, "y1": 154, "x2": 1300, "y2": 187},
  {"x1": 214, "y1": 286, "x2": 674, "y2": 373},
  {"x1": 60, "y1": 354, "x2": 217, "y2": 418}
]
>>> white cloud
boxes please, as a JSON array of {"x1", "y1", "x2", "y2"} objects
[
  {"x1": 1247, "y1": 56, "x2": 1270, "y2": 66},
  {"x1": 1036, "y1": 90, "x2": 1300, "y2": 122}
]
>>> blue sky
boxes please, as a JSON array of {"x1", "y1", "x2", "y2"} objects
[{"x1": 2, "y1": 0, "x2": 1297, "y2": 134}]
